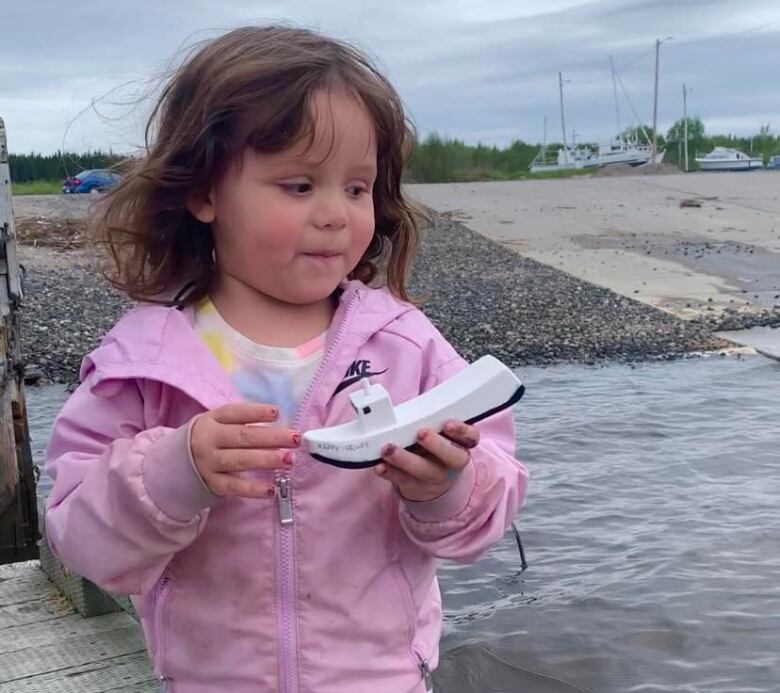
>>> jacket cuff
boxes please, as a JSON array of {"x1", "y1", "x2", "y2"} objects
[
  {"x1": 401, "y1": 462, "x2": 476, "y2": 522},
  {"x1": 142, "y1": 418, "x2": 221, "y2": 522}
]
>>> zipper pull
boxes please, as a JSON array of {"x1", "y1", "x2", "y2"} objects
[
  {"x1": 158, "y1": 676, "x2": 169, "y2": 692},
  {"x1": 419, "y1": 656, "x2": 433, "y2": 690},
  {"x1": 276, "y1": 476, "x2": 294, "y2": 526}
]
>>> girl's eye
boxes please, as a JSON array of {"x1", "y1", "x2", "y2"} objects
[
  {"x1": 281, "y1": 182, "x2": 312, "y2": 195},
  {"x1": 347, "y1": 185, "x2": 369, "y2": 197}
]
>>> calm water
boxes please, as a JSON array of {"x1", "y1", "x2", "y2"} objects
[{"x1": 28, "y1": 354, "x2": 780, "y2": 693}]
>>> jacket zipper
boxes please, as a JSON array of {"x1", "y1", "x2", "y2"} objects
[
  {"x1": 414, "y1": 647, "x2": 433, "y2": 691},
  {"x1": 153, "y1": 576, "x2": 173, "y2": 690},
  {"x1": 275, "y1": 290, "x2": 360, "y2": 693},
  {"x1": 393, "y1": 563, "x2": 434, "y2": 691}
]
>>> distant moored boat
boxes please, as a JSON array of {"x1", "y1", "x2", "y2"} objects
[{"x1": 695, "y1": 147, "x2": 764, "y2": 171}]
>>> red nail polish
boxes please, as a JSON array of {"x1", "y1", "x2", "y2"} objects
[
  {"x1": 418, "y1": 430, "x2": 429, "y2": 441},
  {"x1": 383, "y1": 443, "x2": 396, "y2": 456},
  {"x1": 291, "y1": 433, "x2": 301, "y2": 446}
]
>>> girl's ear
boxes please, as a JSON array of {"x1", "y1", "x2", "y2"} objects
[{"x1": 186, "y1": 188, "x2": 216, "y2": 224}]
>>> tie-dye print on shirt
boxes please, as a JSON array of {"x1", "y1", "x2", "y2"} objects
[{"x1": 194, "y1": 299, "x2": 326, "y2": 425}]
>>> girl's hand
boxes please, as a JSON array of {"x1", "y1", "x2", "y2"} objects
[
  {"x1": 374, "y1": 420, "x2": 479, "y2": 502},
  {"x1": 190, "y1": 403, "x2": 299, "y2": 498}
]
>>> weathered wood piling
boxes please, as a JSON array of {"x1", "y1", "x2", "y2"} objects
[{"x1": 0, "y1": 117, "x2": 40, "y2": 566}]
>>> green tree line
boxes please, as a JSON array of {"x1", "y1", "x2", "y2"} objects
[
  {"x1": 406, "y1": 135, "x2": 541, "y2": 183},
  {"x1": 12, "y1": 121, "x2": 780, "y2": 185},
  {"x1": 405, "y1": 121, "x2": 780, "y2": 182},
  {"x1": 9, "y1": 151, "x2": 125, "y2": 183}
]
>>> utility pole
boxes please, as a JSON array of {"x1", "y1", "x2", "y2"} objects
[
  {"x1": 652, "y1": 39, "x2": 660, "y2": 163},
  {"x1": 683, "y1": 83, "x2": 689, "y2": 172},
  {"x1": 559, "y1": 71, "x2": 568, "y2": 165},
  {"x1": 652, "y1": 37, "x2": 673, "y2": 164}
]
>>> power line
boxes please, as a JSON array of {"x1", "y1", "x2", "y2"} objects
[
  {"x1": 671, "y1": 15, "x2": 780, "y2": 46},
  {"x1": 561, "y1": 15, "x2": 780, "y2": 87}
]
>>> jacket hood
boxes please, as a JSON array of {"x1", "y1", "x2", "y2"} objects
[{"x1": 81, "y1": 280, "x2": 415, "y2": 410}]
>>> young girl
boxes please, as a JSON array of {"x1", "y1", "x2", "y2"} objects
[{"x1": 46, "y1": 26, "x2": 528, "y2": 693}]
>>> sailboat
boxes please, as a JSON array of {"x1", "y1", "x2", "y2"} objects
[
  {"x1": 529, "y1": 55, "x2": 665, "y2": 173},
  {"x1": 597, "y1": 138, "x2": 665, "y2": 167},
  {"x1": 596, "y1": 57, "x2": 664, "y2": 166},
  {"x1": 529, "y1": 145, "x2": 598, "y2": 173}
]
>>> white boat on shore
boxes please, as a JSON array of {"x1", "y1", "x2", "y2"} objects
[
  {"x1": 529, "y1": 146, "x2": 598, "y2": 173},
  {"x1": 695, "y1": 147, "x2": 763, "y2": 171},
  {"x1": 597, "y1": 140, "x2": 665, "y2": 167},
  {"x1": 529, "y1": 140, "x2": 665, "y2": 173}
]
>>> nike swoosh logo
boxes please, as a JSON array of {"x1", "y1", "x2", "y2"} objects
[{"x1": 333, "y1": 369, "x2": 388, "y2": 396}]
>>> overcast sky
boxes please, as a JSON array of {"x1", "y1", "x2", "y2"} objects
[{"x1": 2, "y1": 0, "x2": 780, "y2": 153}]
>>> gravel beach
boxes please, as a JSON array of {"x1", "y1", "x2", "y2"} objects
[
  {"x1": 410, "y1": 174, "x2": 780, "y2": 325},
  {"x1": 15, "y1": 194, "x2": 730, "y2": 385}
]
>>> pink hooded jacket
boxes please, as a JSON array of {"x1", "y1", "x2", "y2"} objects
[{"x1": 45, "y1": 280, "x2": 528, "y2": 693}]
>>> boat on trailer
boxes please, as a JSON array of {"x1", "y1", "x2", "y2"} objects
[{"x1": 695, "y1": 147, "x2": 763, "y2": 171}]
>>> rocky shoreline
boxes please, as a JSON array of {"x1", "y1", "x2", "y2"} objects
[
  {"x1": 16, "y1": 198, "x2": 753, "y2": 385},
  {"x1": 19, "y1": 247, "x2": 131, "y2": 384},
  {"x1": 410, "y1": 215, "x2": 731, "y2": 365}
]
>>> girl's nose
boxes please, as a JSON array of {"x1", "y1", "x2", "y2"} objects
[{"x1": 313, "y1": 192, "x2": 348, "y2": 230}]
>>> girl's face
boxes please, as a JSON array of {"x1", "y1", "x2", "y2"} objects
[{"x1": 191, "y1": 89, "x2": 378, "y2": 307}]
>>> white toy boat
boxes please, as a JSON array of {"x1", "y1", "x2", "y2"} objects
[{"x1": 303, "y1": 355, "x2": 524, "y2": 468}]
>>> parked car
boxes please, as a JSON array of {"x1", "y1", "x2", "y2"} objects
[
  {"x1": 62, "y1": 169, "x2": 122, "y2": 194},
  {"x1": 766, "y1": 155, "x2": 780, "y2": 170}
]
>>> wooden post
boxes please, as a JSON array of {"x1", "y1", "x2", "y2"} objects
[
  {"x1": 0, "y1": 116, "x2": 40, "y2": 564},
  {"x1": 0, "y1": 119, "x2": 127, "y2": 617}
]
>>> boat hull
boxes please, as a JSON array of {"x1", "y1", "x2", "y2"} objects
[{"x1": 695, "y1": 159, "x2": 764, "y2": 171}]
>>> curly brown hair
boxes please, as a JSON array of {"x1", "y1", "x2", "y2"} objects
[{"x1": 96, "y1": 26, "x2": 421, "y2": 305}]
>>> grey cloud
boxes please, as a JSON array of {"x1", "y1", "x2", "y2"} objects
[{"x1": 2, "y1": 0, "x2": 779, "y2": 152}]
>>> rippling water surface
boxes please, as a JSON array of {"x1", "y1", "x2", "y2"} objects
[{"x1": 28, "y1": 354, "x2": 779, "y2": 693}]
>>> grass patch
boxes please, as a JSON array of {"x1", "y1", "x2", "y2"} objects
[{"x1": 13, "y1": 179, "x2": 62, "y2": 195}]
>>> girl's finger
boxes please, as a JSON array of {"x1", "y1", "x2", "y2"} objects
[
  {"x1": 380, "y1": 444, "x2": 448, "y2": 484},
  {"x1": 211, "y1": 402, "x2": 279, "y2": 425},
  {"x1": 442, "y1": 420, "x2": 480, "y2": 449},
  {"x1": 374, "y1": 462, "x2": 415, "y2": 488},
  {"x1": 415, "y1": 429, "x2": 471, "y2": 470},
  {"x1": 207, "y1": 474, "x2": 276, "y2": 499},
  {"x1": 212, "y1": 448, "x2": 292, "y2": 473},
  {"x1": 215, "y1": 423, "x2": 301, "y2": 450}
]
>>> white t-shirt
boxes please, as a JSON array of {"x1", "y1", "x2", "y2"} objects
[{"x1": 194, "y1": 298, "x2": 326, "y2": 425}]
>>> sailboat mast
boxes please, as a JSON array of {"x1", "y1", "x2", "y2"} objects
[
  {"x1": 559, "y1": 71, "x2": 569, "y2": 164},
  {"x1": 610, "y1": 55, "x2": 621, "y2": 137}
]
